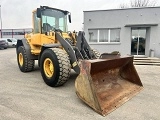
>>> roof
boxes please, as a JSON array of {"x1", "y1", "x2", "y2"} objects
[
  {"x1": 83, "y1": 6, "x2": 160, "y2": 12},
  {"x1": 125, "y1": 23, "x2": 158, "y2": 27}
]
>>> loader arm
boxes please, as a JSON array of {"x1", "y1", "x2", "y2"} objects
[
  {"x1": 76, "y1": 31, "x2": 97, "y2": 59},
  {"x1": 52, "y1": 31, "x2": 99, "y2": 74},
  {"x1": 55, "y1": 32, "x2": 80, "y2": 74}
]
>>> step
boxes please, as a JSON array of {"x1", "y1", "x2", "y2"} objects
[
  {"x1": 133, "y1": 57, "x2": 160, "y2": 66},
  {"x1": 134, "y1": 62, "x2": 160, "y2": 66},
  {"x1": 134, "y1": 60, "x2": 160, "y2": 63},
  {"x1": 134, "y1": 57, "x2": 159, "y2": 60}
]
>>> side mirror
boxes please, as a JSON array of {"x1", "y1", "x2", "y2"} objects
[
  {"x1": 37, "y1": 8, "x2": 41, "y2": 18},
  {"x1": 68, "y1": 13, "x2": 71, "y2": 23}
]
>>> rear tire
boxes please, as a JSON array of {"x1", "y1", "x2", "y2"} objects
[
  {"x1": 40, "y1": 48, "x2": 71, "y2": 87},
  {"x1": 17, "y1": 46, "x2": 35, "y2": 72}
]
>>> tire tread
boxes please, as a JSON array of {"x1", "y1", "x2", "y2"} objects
[
  {"x1": 18, "y1": 46, "x2": 34, "y2": 72},
  {"x1": 51, "y1": 48, "x2": 71, "y2": 86}
]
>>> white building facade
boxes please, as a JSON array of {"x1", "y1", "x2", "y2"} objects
[
  {"x1": 83, "y1": 7, "x2": 160, "y2": 57},
  {"x1": 0, "y1": 28, "x2": 32, "y2": 39}
]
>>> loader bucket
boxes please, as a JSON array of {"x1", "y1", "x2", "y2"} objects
[{"x1": 75, "y1": 56, "x2": 143, "y2": 116}]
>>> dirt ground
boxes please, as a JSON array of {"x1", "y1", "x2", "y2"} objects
[{"x1": 0, "y1": 48, "x2": 160, "y2": 120}]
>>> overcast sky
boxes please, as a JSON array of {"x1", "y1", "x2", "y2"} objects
[{"x1": 0, "y1": 0, "x2": 160, "y2": 31}]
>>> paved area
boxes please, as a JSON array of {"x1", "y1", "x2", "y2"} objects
[{"x1": 0, "y1": 48, "x2": 160, "y2": 120}]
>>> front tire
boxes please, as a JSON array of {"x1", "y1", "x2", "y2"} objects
[
  {"x1": 40, "y1": 48, "x2": 71, "y2": 87},
  {"x1": 17, "y1": 46, "x2": 35, "y2": 72}
]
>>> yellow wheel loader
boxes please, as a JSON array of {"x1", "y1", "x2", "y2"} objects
[{"x1": 16, "y1": 6, "x2": 143, "y2": 116}]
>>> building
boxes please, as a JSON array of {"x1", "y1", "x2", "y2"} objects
[
  {"x1": 0, "y1": 28, "x2": 32, "y2": 39},
  {"x1": 83, "y1": 7, "x2": 160, "y2": 57}
]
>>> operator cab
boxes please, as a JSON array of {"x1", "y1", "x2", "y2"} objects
[{"x1": 33, "y1": 6, "x2": 71, "y2": 34}]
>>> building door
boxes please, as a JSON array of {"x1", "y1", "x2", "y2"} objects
[{"x1": 131, "y1": 28, "x2": 146, "y2": 55}]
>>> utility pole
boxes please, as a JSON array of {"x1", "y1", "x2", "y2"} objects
[{"x1": 0, "y1": 5, "x2": 2, "y2": 38}]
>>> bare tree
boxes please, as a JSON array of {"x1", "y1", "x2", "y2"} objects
[
  {"x1": 119, "y1": 0, "x2": 157, "y2": 8},
  {"x1": 119, "y1": 3, "x2": 129, "y2": 8}
]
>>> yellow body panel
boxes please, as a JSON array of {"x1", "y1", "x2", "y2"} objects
[
  {"x1": 30, "y1": 33, "x2": 41, "y2": 45},
  {"x1": 62, "y1": 33, "x2": 71, "y2": 39},
  {"x1": 25, "y1": 31, "x2": 75, "y2": 55}
]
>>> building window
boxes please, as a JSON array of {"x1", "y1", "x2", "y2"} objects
[
  {"x1": 99, "y1": 29, "x2": 108, "y2": 42},
  {"x1": 110, "y1": 29, "x2": 120, "y2": 42},
  {"x1": 89, "y1": 29, "x2": 98, "y2": 42},
  {"x1": 3, "y1": 32, "x2": 25, "y2": 35},
  {"x1": 88, "y1": 28, "x2": 120, "y2": 43}
]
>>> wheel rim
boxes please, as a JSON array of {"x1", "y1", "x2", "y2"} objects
[
  {"x1": 43, "y1": 58, "x2": 54, "y2": 78},
  {"x1": 19, "y1": 53, "x2": 23, "y2": 66}
]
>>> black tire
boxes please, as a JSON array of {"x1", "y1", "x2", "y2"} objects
[
  {"x1": 4, "y1": 47, "x2": 7, "y2": 49},
  {"x1": 40, "y1": 48, "x2": 71, "y2": 87},
  {"x1": 17, "y1": 46, "x2": 35, "y2": 72},
  {"x1": 12, "y1": 44, "x2": 16, "y2": 48},
  {"x1": 92, "y1": 49, "x2": 101, "y2": 58}
]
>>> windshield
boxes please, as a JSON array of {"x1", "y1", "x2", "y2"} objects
[{"x1": 41, "y1": 9, "x2": 67, "y2": 33}]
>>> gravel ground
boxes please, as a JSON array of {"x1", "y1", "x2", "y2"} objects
[{"x1": 0, "y1": 48, "x2": 160, "y2": 120}]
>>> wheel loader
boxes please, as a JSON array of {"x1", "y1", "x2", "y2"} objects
[{"x1": 16, "y1": 6, "x2": 143, "y2": 116}]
